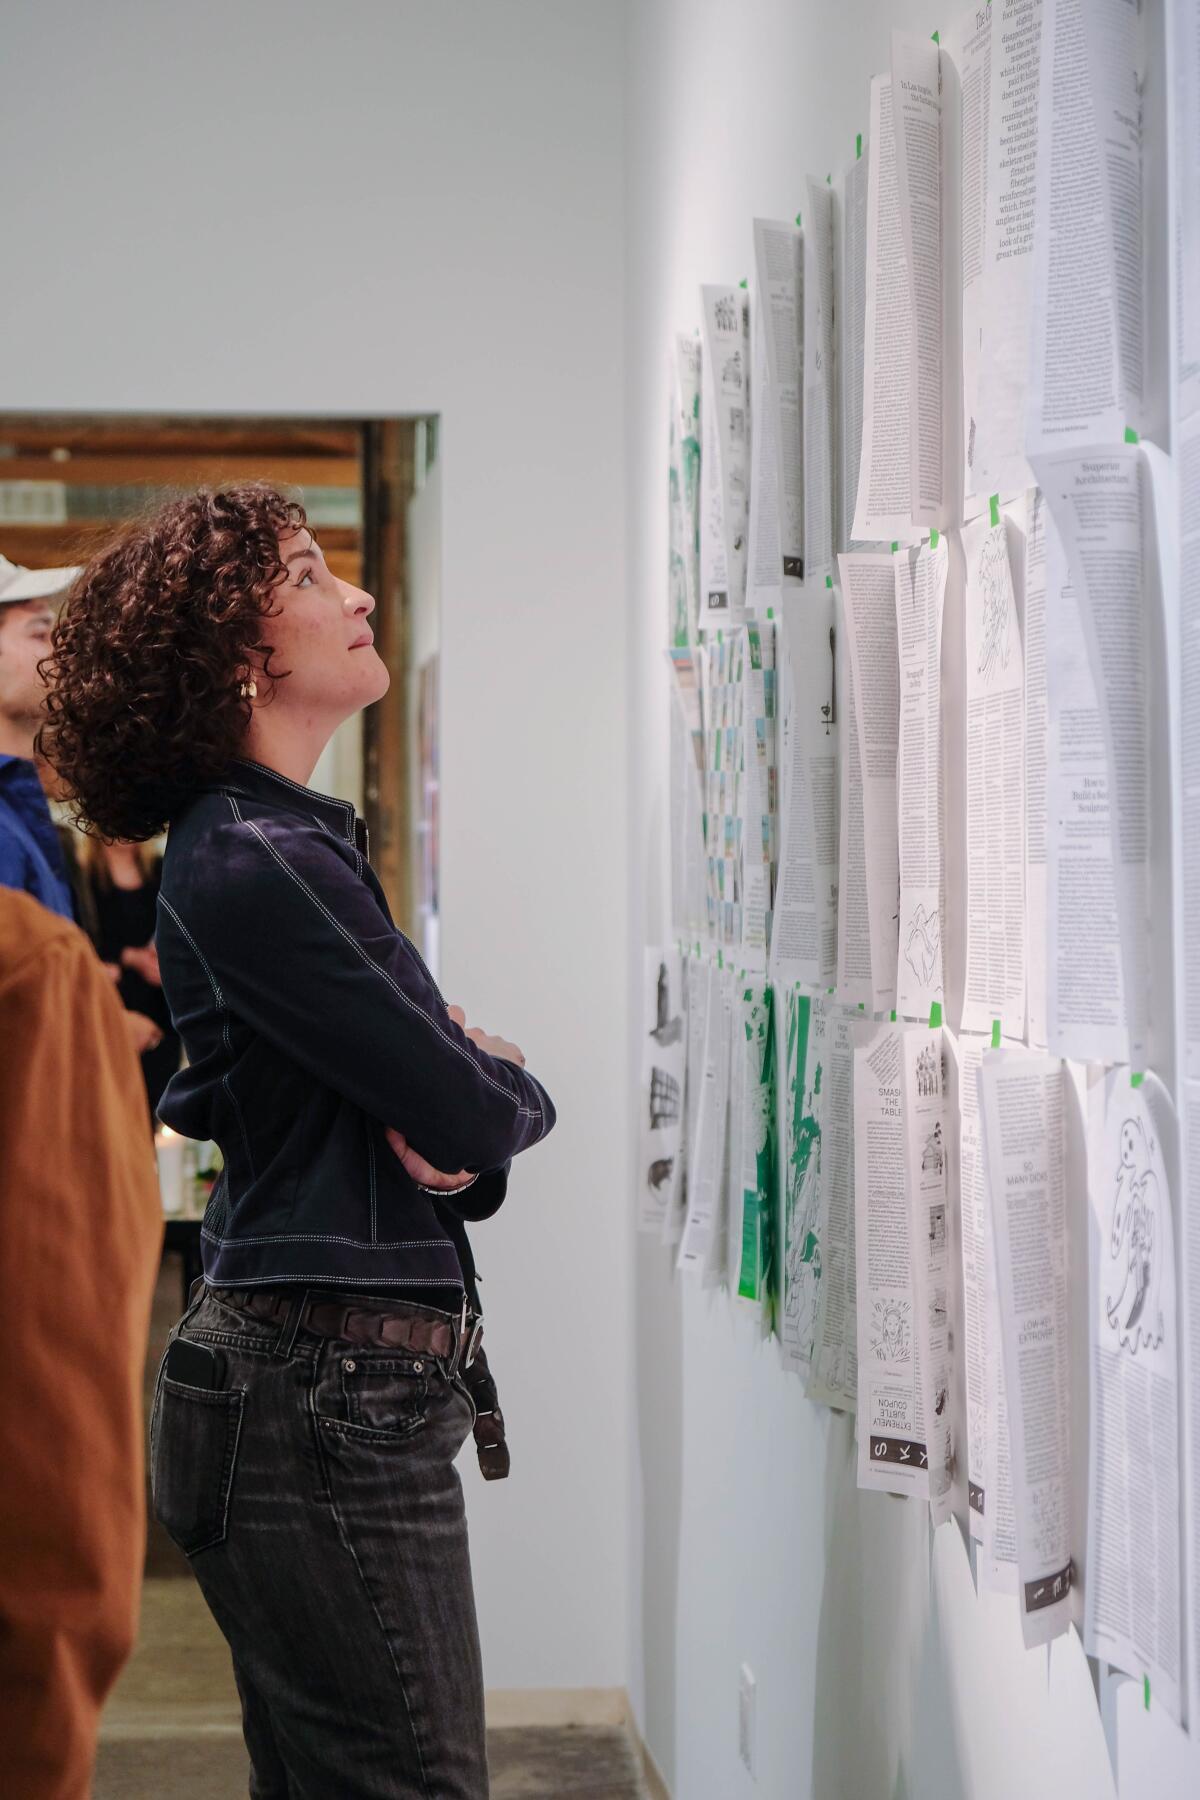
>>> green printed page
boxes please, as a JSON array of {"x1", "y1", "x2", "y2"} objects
[
  {"x1": 735, "y1": 981, "x2": 776, "y2": 1305},
  {"x1": 668, "y1": 404, "x2": 690, "y2": 649},
  {"x1": 781, "y1": 987, "x2": 823, "y2": 1371},
  {"x1": 669, "y1": 331, "x2": 702, "y2": 649}
]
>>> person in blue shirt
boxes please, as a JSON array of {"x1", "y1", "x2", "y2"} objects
[{"x1": 0, "y1": 555, "x2": 81, "y2": 920}]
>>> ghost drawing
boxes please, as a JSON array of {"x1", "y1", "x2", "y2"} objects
[
  {"x1": 1106, "y1": 1115, "x2": 1165, "y2": 1354},
  {"x1": 903, "y1": 903, "x2": 940, "y2": 991}
]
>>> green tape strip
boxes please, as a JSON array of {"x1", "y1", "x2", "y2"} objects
[
  {"x1": 795, "y1": 211, "x2": 803, "y2": 227},
  {"x1": 767, "y1": 606, "x2": 774, "y2": 619},
  {"x1": 929, "y1": 528, "x2": 939, "y2": 550},
  {"x1": 890, "y1": 1009, "x2": 897, "y2": 1022},
  {"x1": 989, "y1": 494, "x2": 1000, "y2": 528},
  {"x1": 991, "y1": 1019, "x2": 1001, "y2": 1049},
  {"x1": 718, "y1": 949, "x2": 724, "y2": 968},
  {"x1": 1125, "y1": 425, "x2": 1139, "y2": 444},
  {"x1": 826, "y1": 172, "x2": 831, "y2": 185},
  {"x1": 825, "y1": 574, "x2": 833, "y2": 588},
  {"x1": 858, "y1": 1002, "x2": 866, "y2": 1012},
  {"x1": 856, "y1": 131, "x2": 863, "y2": 160},
  {"x1": 931, "y1": 29, "x2": 940, "y2": 43},
  {"x1": 929, "y1": 1001, "x2": 942, "y2": 1029},
  {"x1": 739, "y1": 277, "x2": 747, "y2": 290},
  {"x1": 890, "y1": 540, "x2": 899, "y2": 553},
  {"x1": 1144, "y1": 1674, "x2": 1151, "y2": 1710},
  {"x1": 1131, "y1": 1070, "x2": 1145, "y2": 1088}
]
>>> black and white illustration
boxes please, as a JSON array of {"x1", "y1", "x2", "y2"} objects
[
  {"x1": 648, "y1": 1068, "x2": 681, "y2": 1131},
  {"x1": 869, "y1": 1297, "x2": 911, "y2": 1365},
  {"x1": 922, "y1": 1129, "x2": 945, "y2": 1181},
  {"x1": 975, "y1": 524, "x2": 1014, "y2": 685},
  {"x1": 649, "y1": 959, "x2": 684, "y2": 1048},
  {"x1": 713, "y1": 292, "x2": 740, "y2": 333},
  {"x1": 638, "y1": 947, "x2": 688, "y2": 1231},
  {"x1": 1105, "y1": 1110, "x2": 1167, "y2": 1356},
  {"x1": 903, "y1": 901, "x2": 941, "y2": 991},
  {"x1": 914, "y1": 1041, "x2": 939, "y2": 1100}
]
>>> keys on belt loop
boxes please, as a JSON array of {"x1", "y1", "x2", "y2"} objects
[
  {"x1": 448, "y1": 1290, "x2": 469, "y2": 1378},
  {"x1": 448, "y1": 1291, "x2": 483, "y2": 1378}
]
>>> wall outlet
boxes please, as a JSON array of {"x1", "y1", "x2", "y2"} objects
[{"x1": 738, "y1": 1662, "x2": 757, "y2": 1778}]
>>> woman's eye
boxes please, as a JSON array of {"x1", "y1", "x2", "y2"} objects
[{"x1": 296, "y1": 567, "x2": 315, "y2": 588}]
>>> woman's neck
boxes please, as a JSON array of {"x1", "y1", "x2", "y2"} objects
[{"x1": 240, "y1": 715, "x2": 331, "y2": 790}]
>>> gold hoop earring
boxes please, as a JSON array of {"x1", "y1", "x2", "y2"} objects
[{"x1": 239, "y1": 676, "x2": 258, "y2": 700}]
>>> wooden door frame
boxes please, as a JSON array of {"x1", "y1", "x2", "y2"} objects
[{"x1": 360, "y1": 419, "x2": 417, "y2": 931}]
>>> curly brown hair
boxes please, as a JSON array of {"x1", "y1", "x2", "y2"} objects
[{"x1": 37, "y1": 481, "x2": 307, "y2": 841}]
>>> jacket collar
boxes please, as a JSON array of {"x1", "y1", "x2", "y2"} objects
[{"x1": 218, "y1": 756, "x2": 363, "y2": 850}]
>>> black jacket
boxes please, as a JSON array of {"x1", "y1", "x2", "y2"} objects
[{"x1": 155, "y1": 756, "x2": 556, "y2": 1306}]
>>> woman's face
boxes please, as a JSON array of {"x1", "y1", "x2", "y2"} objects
[{"x1": 259, "y1": 525, "x2": 391, "y2": 722}]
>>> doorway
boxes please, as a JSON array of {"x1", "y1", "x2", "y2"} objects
[{"x1": 0, "y1": 410, "x2": 441, "y2": 940}]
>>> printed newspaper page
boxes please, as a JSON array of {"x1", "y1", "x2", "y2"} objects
[
  {"x1": 981, "y1": 1049, "x2": 1079, "y2": 1646},
  {"x1": 856, "y1": 1021, "x2": 930, "y2": 1498},
  {"x1": 1085, "y1": 1067, "x2": 1182, "y2": 1724}
]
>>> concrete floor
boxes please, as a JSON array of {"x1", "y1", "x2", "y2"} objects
[
  {"x1": 99, "y1": 1252, "x2": 646, "y2": 1799},
  {"x1": 96, "y1": 1575, "x2": 646, "y2": 1798}
]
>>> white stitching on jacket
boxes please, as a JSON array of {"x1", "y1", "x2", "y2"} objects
[
  {"x1": 158, "y1": 894, "x2": 222, "y2": 1005},
  {"x1": 231, "y1": 756, "x2": 355, "y2": 840},
  {"x1": 310, "y1": 811, "x2": 366, "y2": 881},
  {"x1": 201, "y1": 1229, "x2": 455, "y2": 1249},
  {"x1": 200, "y1": 1270, "x2": 462, "y2": 1285},
  {"x1": 158, "y1": 893, "x2": 256, "y2": 1181}
]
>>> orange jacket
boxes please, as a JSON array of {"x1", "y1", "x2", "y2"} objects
[{"x1": 0, "y1": 890, "x2": 163, "y2": 1799}]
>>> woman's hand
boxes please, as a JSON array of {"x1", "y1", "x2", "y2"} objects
[
  {"x1": 384, "y1": 1128, "x2": 475, "y2": 1191},
  {"x1": 121, "y1": 940, "x2": 162, "y2": 986},
  {"x1": 124, "y1": 1009, "x2": 164, "y2": 1055},
  {"x1": 383, "y1": 1001, "x2": 527, "y2": 1187},
  {"x1": 447, "y1": 1002, "x2": 526, "y2": 1068}
]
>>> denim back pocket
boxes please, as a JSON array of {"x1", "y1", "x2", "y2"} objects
[
  {"x1": 150, "y1": 1375, "x2": 245, "y2": 1556},
  {"x1": 322, "y1": 1352, "x2": 432, "y2": 1442}
]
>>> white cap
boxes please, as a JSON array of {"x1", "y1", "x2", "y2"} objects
[{"x1": 0, "y1": 553, "x2": 82, "y2": 605}]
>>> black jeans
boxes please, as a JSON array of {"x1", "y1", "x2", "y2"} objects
[{"x1": 149, "y1": 1284, "x2": 488, "y2": 1798}]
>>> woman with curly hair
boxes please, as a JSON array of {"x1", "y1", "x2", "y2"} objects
[{"x1": 38, "y1": 482, "x2": 557, "y2": 1799}]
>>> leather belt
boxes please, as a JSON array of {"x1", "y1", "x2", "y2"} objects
[{"x1": 212, "y1": 1284, "x2": 483, "y2": 1374}]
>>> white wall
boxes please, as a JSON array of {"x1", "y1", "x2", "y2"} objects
[
  {"x1": 0, "y1": 0, "x2": 628, "y2": 1694},
  {"x1": 624, "y1": 2, "x2": 1200, "y2": 1797}
]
